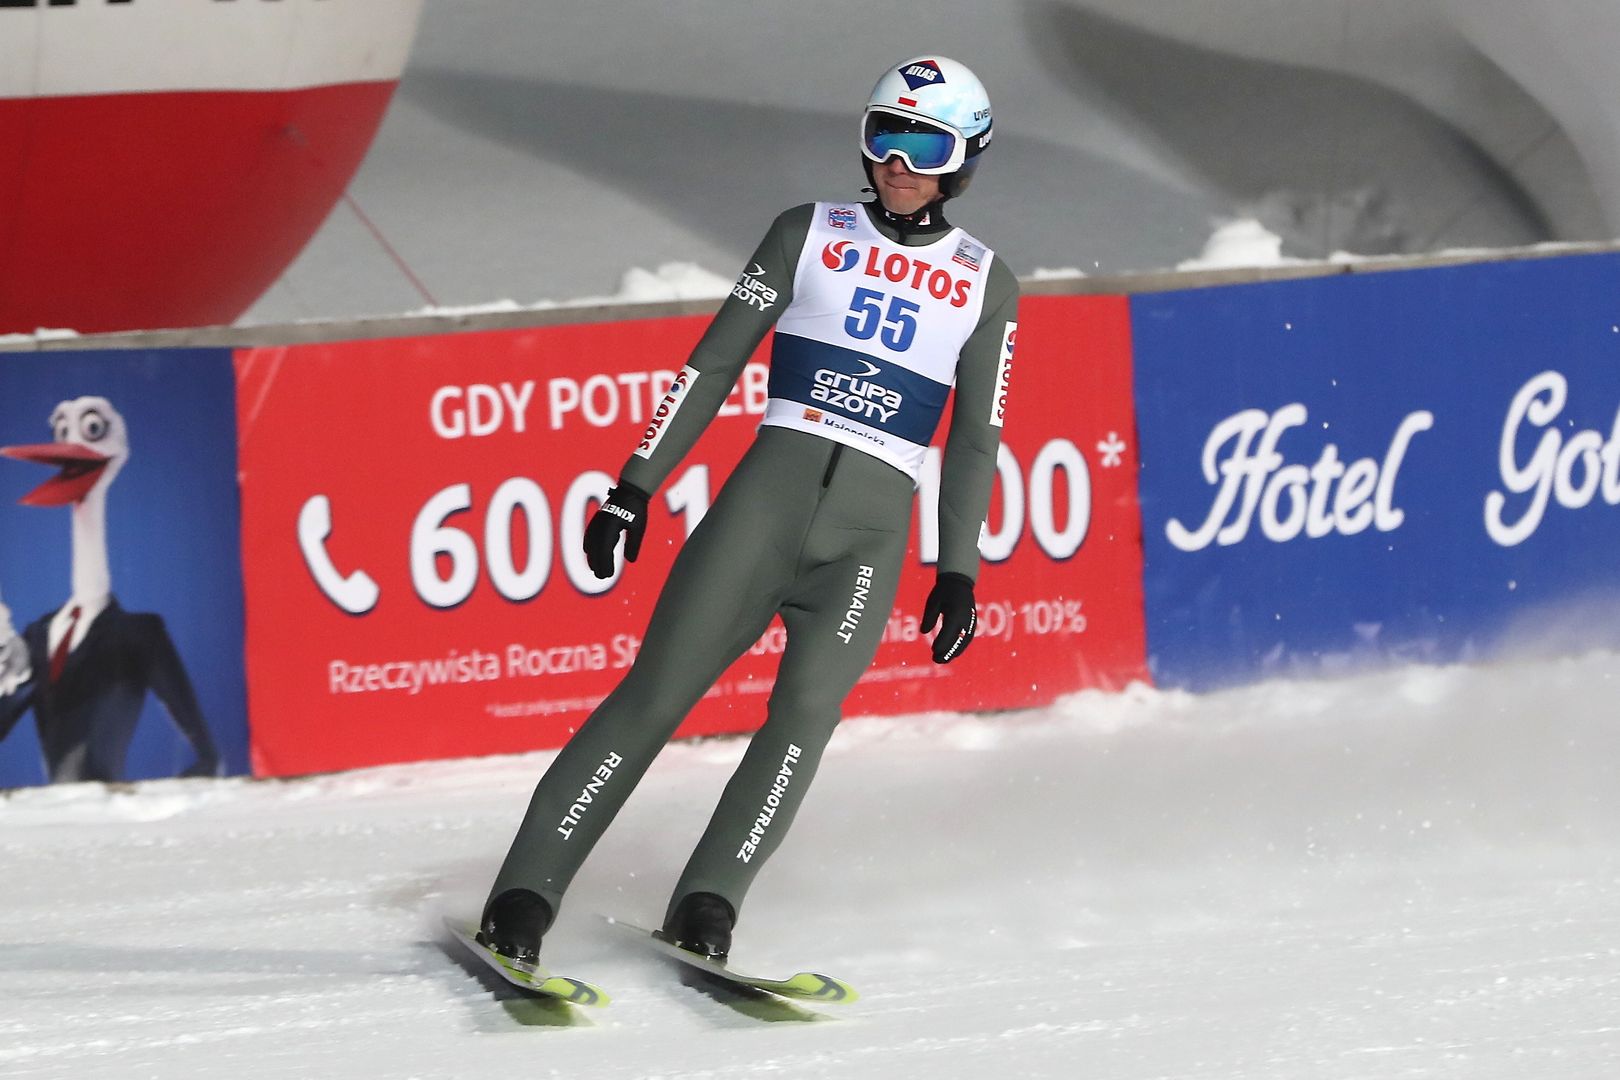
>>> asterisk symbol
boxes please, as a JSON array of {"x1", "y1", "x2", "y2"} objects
[{"x1": 1097, "y1": 431, "x2": 1127, "y2": 468}]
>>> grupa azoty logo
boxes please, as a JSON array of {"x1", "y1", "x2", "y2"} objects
[{"x1": 811, "y1": 358, "x2": 903, "y2": 424}]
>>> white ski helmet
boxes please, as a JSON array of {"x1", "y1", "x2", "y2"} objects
[{"x1": 860, "y1": 56, "x2": 993, "y2": 200}]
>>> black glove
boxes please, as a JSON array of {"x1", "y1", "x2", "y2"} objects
[
  {"x1": 921, "y1": 572, "x2": 977, "y2": 664},
  {"x1": 583, "y1": 482, "x2": 651, "y2": 580}
]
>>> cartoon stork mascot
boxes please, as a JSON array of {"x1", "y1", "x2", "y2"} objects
[{"x1": 0, "y1": 397, "x2": 220, "y2": 783}]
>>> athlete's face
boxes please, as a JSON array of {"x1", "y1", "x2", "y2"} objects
[{"x1": 872, "y1": 156, "x2": 941, "y2": 216}]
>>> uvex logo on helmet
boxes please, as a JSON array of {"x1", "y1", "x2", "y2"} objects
[{"x1": 822, "y1": 240, "x2": 860, "y2": 272}]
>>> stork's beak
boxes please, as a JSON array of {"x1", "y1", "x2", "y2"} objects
[{"x1": 0, "y1": 442, "x2": 113, "y2": 506}]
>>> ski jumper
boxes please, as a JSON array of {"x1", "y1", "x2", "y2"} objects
[{"x1": 488, "y1": 201, "x2": 1020, "y2": 927}]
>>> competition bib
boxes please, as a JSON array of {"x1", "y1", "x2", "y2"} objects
[{"x1": 760, "y1": 202, "x2": 992, "y2": 480}]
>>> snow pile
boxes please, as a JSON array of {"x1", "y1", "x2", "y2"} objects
[
  {"x1": 605, "y1": 262, "x2": 735, "y2": 303},
  {"x1": 1177, "y1": 217, "x2": 1304, "y2": 271},
  {"x1": 1027, "y1": 266, "x2": 1088, "y2": 281},
  {"x1": 0, "y1": 327, "x2": 82, "y2": 347},
  {"x1": 408, "y1": 262, "x2": 733, "y2": 320}
]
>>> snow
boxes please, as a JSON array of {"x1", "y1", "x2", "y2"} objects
[
  {"x1": 1028, "y1": 267, "x2": 1089, "y2": 281},
  {"x1": 6, "y1": 649, "x2": 1618, "y2": 1078},
  {"x1": 402, "y1": 261, "x2": 734, "y2": 321},
  {"x1": 0, "y1": 265, "x2": 734, "y2": 340},
  {"x1": 0, "y1": 328, "x2": 80, "y2": 348},
  {"x1": 1177, "y1": 218, "x2": 1303, "y2": 271}
]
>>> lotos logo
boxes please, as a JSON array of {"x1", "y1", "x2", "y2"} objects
[
  {"x1": 858, "y1": 245, "x2": 975, "y2": 307},
  {"x1": 822, "y1": 240, "x2": 860, "y2": 272},
  {"x1": 990, "y1": 323, "x2": 1015, "y2": 428},
  {"x1": 900, "y1": 60, "x2": 944, "y2": 91},
  {"x1": 633, "y1": 365, "x2": 698, "y2": 459},
  {"x1": 1165, "y1": 404, "x2": 1434, "y2": 551}
]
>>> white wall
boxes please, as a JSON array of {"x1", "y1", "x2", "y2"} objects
[{"x1": 244, "y1": 0, "x2": 1615, "y2": 325}]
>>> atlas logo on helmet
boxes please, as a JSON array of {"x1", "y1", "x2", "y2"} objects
[{"x1": 899, "y1": 60, "x2": 945, "y2": 91}]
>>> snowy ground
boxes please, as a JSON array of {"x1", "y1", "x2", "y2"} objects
[{"x1": 4, "y1": 650, "x2": 1618, "y2": 1079}]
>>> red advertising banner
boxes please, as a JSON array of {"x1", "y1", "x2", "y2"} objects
[{"x1": 236, "y1": 296, "x2": 1145, "y2": 777}]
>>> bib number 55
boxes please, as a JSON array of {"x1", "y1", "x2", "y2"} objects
[{"x1": 845, "y1": 287, "x2": 920, "y2": 351}]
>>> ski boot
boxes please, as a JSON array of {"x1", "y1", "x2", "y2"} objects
[
  {"x1": 659, "y1": 892, "x2": 735, "y2": 962},
  {"x1": 478, "y1": 888, "x2": 553, "y2": 963}
]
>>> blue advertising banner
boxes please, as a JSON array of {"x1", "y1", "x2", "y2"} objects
[
  {"x1": 0, "y1": 348, "x2": 248, "y2": 787},
  {"x1": 1132, "y1": 253, "x2": 1620, "y2": 690}
]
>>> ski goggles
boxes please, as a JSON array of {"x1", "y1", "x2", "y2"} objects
[{"x1": 860, "y1": 106, "x2": 986, "y2": 174}]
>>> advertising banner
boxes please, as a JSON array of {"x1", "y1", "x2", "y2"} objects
[
  {"x1": 237, "y1": 295, "x2": 1145, "y2": 777},
  {"x1": 1132, "y1": 253, "x2": 1620, "y2": 690},
  {"x1": 0, "y1": 348, "x2": 249, "y2": 788}
]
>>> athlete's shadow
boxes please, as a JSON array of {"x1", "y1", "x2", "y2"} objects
[
  {"x1": 669, "y1": 962, "x2": 835, "y2": 1025},
  {"x1": 436, "y1": 932, "x2": 592, "y2": 1030}
]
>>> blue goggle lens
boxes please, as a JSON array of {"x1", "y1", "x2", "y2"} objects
[{"x1": 863, "y1": 113, "x2": 959, "y2": 171}]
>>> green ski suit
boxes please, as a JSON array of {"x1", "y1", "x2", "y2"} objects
[{"x1": 488, "y1": 200, "x2": 1019, "y2": 929}]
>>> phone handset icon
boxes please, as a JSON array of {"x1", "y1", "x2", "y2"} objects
[{"x1": 297, "y1": 496, "x2": 381, "y2": 615}]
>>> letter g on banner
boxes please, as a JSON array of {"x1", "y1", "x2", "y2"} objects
[
  {"x1": 1485, "y1": 370, "x2": 1565, "y2": 547},
  {"x1": 1484, "y1": 369, "x2": 1620, "y2": 547}
]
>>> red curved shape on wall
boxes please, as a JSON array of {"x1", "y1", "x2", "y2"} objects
[
  {"x1": 0, "y1": 83, "x2": 398, "y2": 335},
  {"x1": 0, "y1": 0, "x2": 422, "y2": 337}
]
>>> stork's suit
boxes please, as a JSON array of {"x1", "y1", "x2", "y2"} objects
[{"x1": 0, "y1": 599, "x2": 218, "y2": 783}]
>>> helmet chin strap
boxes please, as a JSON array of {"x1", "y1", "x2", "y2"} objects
[
  {"x1": 863, "y1": 188, "x2": 950, "y2": 240},
  {"x1": 861, "y1": 163, "x2": 951, "y2": 240}
]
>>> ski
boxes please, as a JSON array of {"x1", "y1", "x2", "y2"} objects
[
  {"x1": 603, "y1": 916, "x2": 858, "y2": 1003},
  {"x1": 443, "y1": 917, "x2": 610, "y2": 1006}
]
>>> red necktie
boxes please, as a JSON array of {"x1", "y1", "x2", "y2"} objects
[{"x1": 49, "y1": 605, "x2": 81, "y2": 684}]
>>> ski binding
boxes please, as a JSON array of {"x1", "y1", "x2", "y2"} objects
[
  {"x1": 444, "y1": 917, "x2": 609, "y2": 1006},
  {"x1": 604, "y1": 915, "x2": 857, "y2": 1003}
]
